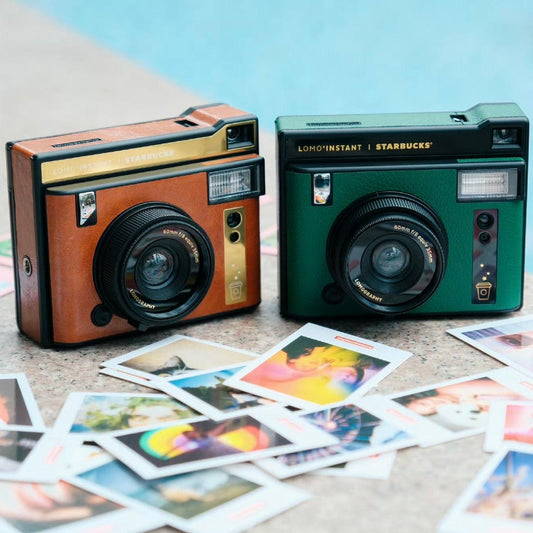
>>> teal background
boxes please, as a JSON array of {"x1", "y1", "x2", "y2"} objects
[
  {"x1": 17, "y1": 0, "x2": 533, "y2": 130},
  {"x1": 14, "y1": 0, "x2": 533, "y2": 268}
]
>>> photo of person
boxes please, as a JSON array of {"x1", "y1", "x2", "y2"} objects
[
  {"x1": 78, "y1": 460, "x2": 260, "y2": 521},
  {"x1": 103, "y1": 336, "x2": 256, "y2": 380},
  {"x1": 0, "y1": 479, "x2": 122, "y2": 532},
  {"x1": 234, "y1": 335, "x2": 388, "y2": 406},
  {"x1": 465, "y1": 325, "x2": 533, "y2": 354},
  {"x1": 65, "y1": 394, "x2": 198, "y2": 434},
  {"x1": 449, "y1": 315, "x2": 533, "y2": 377},
  {"x1": 393, "y1": 377, "x2": 527, "y2": 432},
  {"x1": 117, "y1": 415, "x2": 291, "y2": 469},
  {"x1": 466, "y1": 449, "x2": 533, "y2": 522},
  {"x1": 0, "y1": 377, "x2": 33, "y2": 427}
]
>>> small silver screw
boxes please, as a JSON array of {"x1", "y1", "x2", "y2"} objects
[{"x1": 22, "y1": 256, "x2": 32, "y2": 276}]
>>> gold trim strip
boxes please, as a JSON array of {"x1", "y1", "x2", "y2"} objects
[
  {"x1": 40, "y1": 122, "x2": 256, "y2": 184},
  {"x1": 224, "y1": 206, "x2": 247, "y2": 305}
]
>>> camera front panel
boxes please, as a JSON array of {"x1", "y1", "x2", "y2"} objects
[
  {"x1": 44, "y1": 160, "x2": 262, "y2": 345},
  {"x1": 8, "y1": 103, "x2": 263, "y2": 347},
  {"x1": 280, "y1": 160, "x2": 526, "y2": 318}
]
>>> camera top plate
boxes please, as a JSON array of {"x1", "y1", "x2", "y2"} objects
[
  {"x1": 7, "y1": 103, "x2": 259, "y2": 186},
  {"x1": 276, "y1": 103, "x2": 529, "y2": 163}
]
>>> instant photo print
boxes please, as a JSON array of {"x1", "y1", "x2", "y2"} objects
[
  {"x1": 224, "y1": 323, "x2": 411, "y2": 410},
  {"x1": 0, "y1": 373, "x2": 44, "y2": 429},
  {"x1": 255, "y1": 402, "x2": 417, "y2": 479},
  {"x1": 70, "y1": 458, "x2": 309, "y2": 533},
  {"x1": 96, "y1": 406, "x2": 339, "y2": 479},
  {"x1": 439, "y1": 443, "x2": 533, "y2": 533},
  {"x1": 363, "y1": 367, "x2": 533, "y2": 446}
]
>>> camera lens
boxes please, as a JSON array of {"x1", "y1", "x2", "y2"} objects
[
  {"x1": 327, "y1": 192, "x2": 448, "y2": 314},
  {"x1": 371, "y1": 241, "x2": 410, "y2": 278},
  {"x1": 138, "y1": 249, "x2": 175, "y2": 287},
  {"x1": 94, "y1": 203, "x2": 214, "y2": 329}
]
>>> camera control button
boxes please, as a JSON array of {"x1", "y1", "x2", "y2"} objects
[
  {"x1": 91, "y1": 305, "x2": 112, "y2": 327},
  {"x1": 22, "y1": 256, "x2": 32, "y2": 277},
  {"x1": 479, "y1": 232, "x2": 491, "y2": 245},
  {"x1": 322, "y1": 283, "x2": 344, "y2": 305},
  {"x1": 476, "y1": 212, "x2": 494, "y2": 230}
]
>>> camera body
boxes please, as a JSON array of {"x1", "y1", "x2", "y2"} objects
[
  {"x1": 7, "y1": 103, "x2": 264, "y2": 347},
  {"x1": 277, "y1": 103, "x2": 529, "y2": 319}
]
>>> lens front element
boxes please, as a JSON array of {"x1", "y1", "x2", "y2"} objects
[
  {"x1": 327, "y1": 192, "x2": 448, "y2": 314},
  {"x1": 94, "y1": 203, "x2": 214, "y2": 329},
  {"x1": 138, "y1": 249, "x2": 175, "y2": 287},
  {"x1": 371, "y1": 241, "x2": 411, "y2": 279}
]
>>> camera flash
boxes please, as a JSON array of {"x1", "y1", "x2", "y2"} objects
[
  {"x1": 458, "y1": 169, "x2": 518, "y2": 201},
  {"x1": 208, "y1": 166, "x2": 257, "y2": 203}
]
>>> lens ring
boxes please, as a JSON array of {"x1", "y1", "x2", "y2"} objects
[
  {"x1": 94, "y1": 202, "x2": 214, "y2": 328},
  {"x1": 327, "y1": 192, "x2": 448, "y2": 314}
]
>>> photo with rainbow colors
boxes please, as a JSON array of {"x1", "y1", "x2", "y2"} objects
[
  {"x1": 117, "y1": 415, "x2": 291, "y2": 469},
  {"x1": 96, "y1": 407, "x2": 338, "y2": 479},
  {"x1": 226, "y1": 337, "x2": 390, "y2": 409}
]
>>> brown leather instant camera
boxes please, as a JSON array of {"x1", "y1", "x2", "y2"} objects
[{"x1": 7, "y1": 104, "x2": 264, "y2": 347}]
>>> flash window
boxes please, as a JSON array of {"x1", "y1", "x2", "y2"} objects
[
  {"x1": 208, "y1": 164, "x2": 263, "y2": 203},
  {"x1": 458, "y1": 168, "x2": 518, "y2": 201}
]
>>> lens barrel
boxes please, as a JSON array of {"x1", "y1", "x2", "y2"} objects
[
  {"x1": 327, "y1": 192, "x2": 448, "y2": 314},
  {"x1": 94, "y1": 203, "x2": 214, "y2": 329}
]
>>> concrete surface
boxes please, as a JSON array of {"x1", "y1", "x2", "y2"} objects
[{"x1": 1, "y1": 2, "x2": 531, "y2": 532}]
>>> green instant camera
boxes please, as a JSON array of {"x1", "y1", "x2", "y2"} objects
[{"x1": 277, "y1": 103, "x2": 529, "y2": 318}]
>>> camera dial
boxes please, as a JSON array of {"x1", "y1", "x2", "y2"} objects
[
  {"x1": 327, "y1": 192, "x2": 448, "y2": 314},
  {"x1": 94, "y1": 203, "x2": 214, "y2": 329}
]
